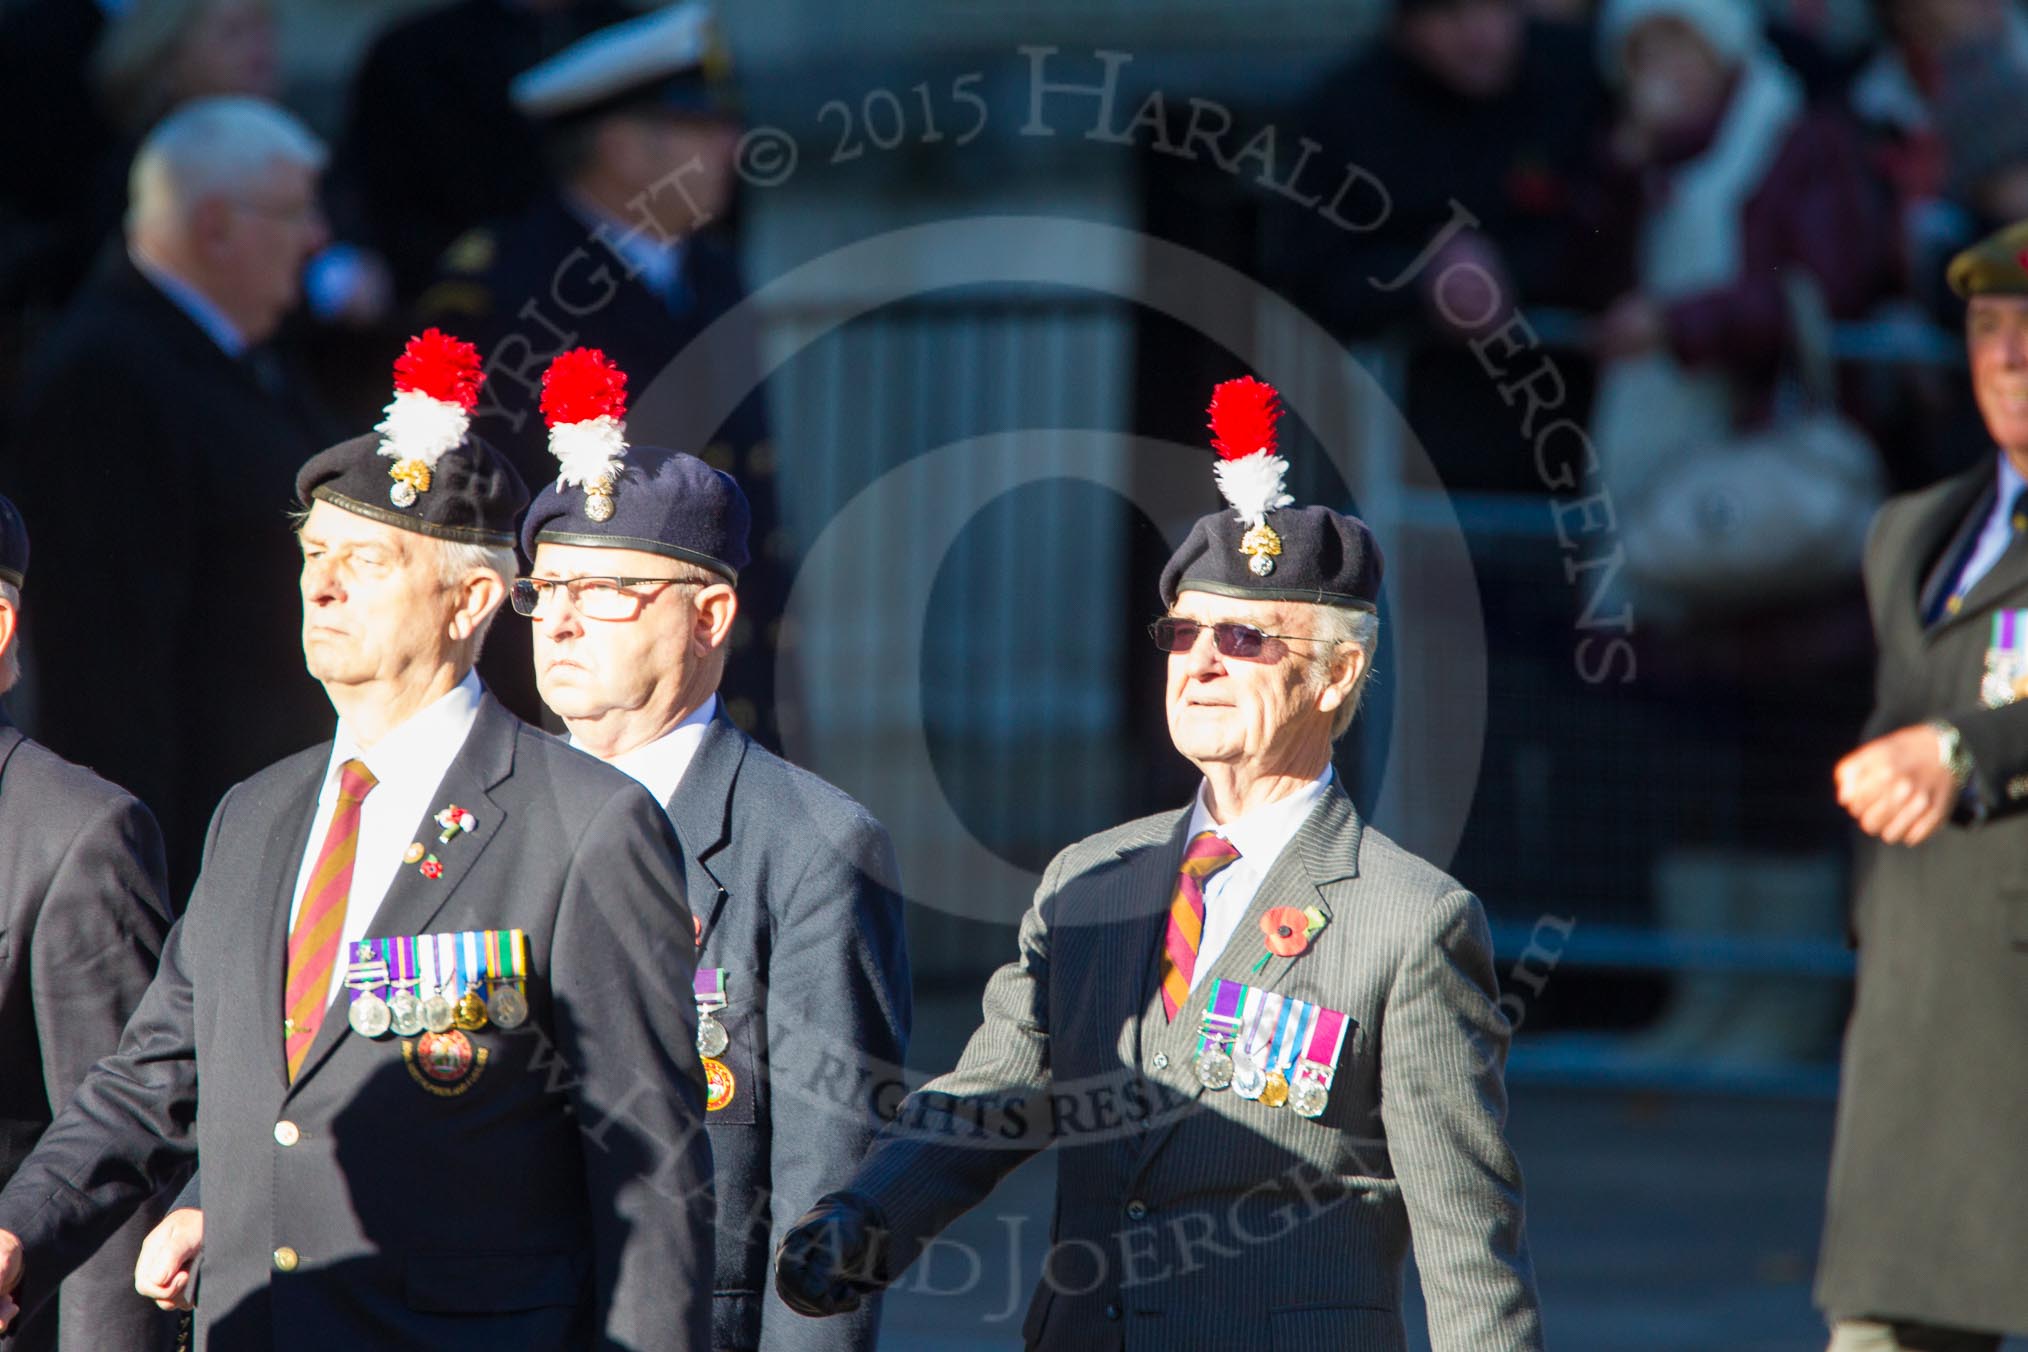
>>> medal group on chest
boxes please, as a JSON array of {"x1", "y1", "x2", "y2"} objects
[
  {"x1": 1192, "y1": 979, "x2": 1353, "y2": 1120},
  {"x1": 343, "y1": 928, "x2": 531, "y2": 1092}
]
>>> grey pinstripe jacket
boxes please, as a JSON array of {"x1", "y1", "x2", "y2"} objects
[{"x1": 844, "y1": 783, "x2": 1542, "y2": 1352}]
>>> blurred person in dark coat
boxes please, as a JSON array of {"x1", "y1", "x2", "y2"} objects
[
  {"x1": 342, "y1": 0, "x2": 633, "y2": 301},
  {"x1": 1815, "y1": 222, "x2": 2028, "y2": 1352},
  {"x1": 0, "y1": 0, "x2": 118, "y2": 317},
  {"x1": 1261, "y1": 0, "x2": 1604, "y2": 492},
  {"x1": 2, "y1": 97, "x2": 337, "y2": 899},
  {"x1": 0, "y1": 495, "x2": 176, "y2": 1352},
  {"x1": 419, "y1": 2, "x2": 791, "y2": 747}
]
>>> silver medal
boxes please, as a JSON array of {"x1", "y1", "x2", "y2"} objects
[
  {"x1": 1230, "y1": 1053, "x2": 1266, "y2": 1100},
  {"x1": 697, "y1": 1014, "x2": 729, "y2": 1059},
  {"x1": 421, "y1": 993, "x2": 456, "y2": 1034},
  {"x1": 1195, "y1": 1047, "x2": 1234, "y2": 1090},
  {"x1": 488, "y1": 986, "x2": 529, "y2": 1029},
  {"x1": 347, "y1": 993, "x2": 391, "y2": 1038},
  {"x1": 1290, "y1": 1080, "x2": 1329, "y2": 1119},
  {"x1": 388, "y1": 990, "x2": 425, "y2": 1037}
]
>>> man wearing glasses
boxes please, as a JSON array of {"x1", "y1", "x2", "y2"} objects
[
  {"x1": 776, "y1": 379, "x2": 1541, "y2": 1351},
  {"x1": 0, "y1": 336, "x2": 713, "y2": 1349},
  {"x1": 514, "y1": 382, "x2": 911, "y2": 1352}
]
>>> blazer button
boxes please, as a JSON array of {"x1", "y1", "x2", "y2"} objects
[
  {"x1": 1103, "y1": 1302, "x2": 1122, "y2": 1321},
  {"x1": 1151, "y1": 1053, "x2": 1169, "y2": 1071},
  {"x1": 272, "y1": 1246, "x2": 299, "y2": 1273},
  {"x1": 273, "y1": 1121, "x2": 300, "y2": 1147},
  {"x1": 1125, "y1": 1199, "x2": 1148, "y2": 1221}
]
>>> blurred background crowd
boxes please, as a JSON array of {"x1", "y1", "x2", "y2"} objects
[{"x1": 0, "y1": 0, "x2": 2015, "y2": 1341}]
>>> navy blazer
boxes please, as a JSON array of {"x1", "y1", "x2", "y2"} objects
[
  {"x1": 0, "y1": 694, "x2": 713, "y2": 1350},
  {"x1": 0, "y1": 720, "x2": 174, "y2": 1352},
  {"x1": 670, "y1": 714, "x2": 911, "y2": 1352}
]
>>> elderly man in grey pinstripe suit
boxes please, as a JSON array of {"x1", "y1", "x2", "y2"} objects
[{"x1": 777, "y1": 381, "x2": 1541, "y2": 1351}]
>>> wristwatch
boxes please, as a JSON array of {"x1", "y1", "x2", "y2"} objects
[{"x1": 1928, "y1": 720, "x2": 1973, "y2": 789}]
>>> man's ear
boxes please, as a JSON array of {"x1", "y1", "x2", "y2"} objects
[
  {"x1": 449, "y1": 570, "x2": 507, "y2": 642},
  {"x1": 1316, "y1": 643, "x2": 1367, "y2": 716},
  {"x1": 694, "y1": 583, "x2": 738, "y2": 652},
  {"x1": 0, "y1": 596, "x2": 16, "y2": 661}
]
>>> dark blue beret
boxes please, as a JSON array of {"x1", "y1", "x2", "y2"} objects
[
  {"x1": 0, "y1": 493, "x2": 25, "y2": 589},
  {"x1": 296, "y1": 432, "x2": 529, "y2": 549},
  {"x1": 1160, "y1": 505, "x2": 1383, "y2": 611},
  {"x1": 521, "y1": 444, "x2": 750, "y2": 582}
]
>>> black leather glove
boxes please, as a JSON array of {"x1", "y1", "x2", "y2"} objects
[{"x1": 774, "y1": 1192, "x2": 891, "y2": 1317}]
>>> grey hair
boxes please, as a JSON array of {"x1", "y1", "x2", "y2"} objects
[
  {"x1": 0, "y1": 580, "x2": 18, "y2": 698},
  {"x1": 1305, "y1": 604, "x2": 1380, "y2": 742},
  {"x1": 437, "y1": 540, "x2": 517, "y2": 659},
  {"x1": 127, "y1": 96, "x2": 325, "y2": 236}
]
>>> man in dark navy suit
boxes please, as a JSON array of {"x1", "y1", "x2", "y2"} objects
[{"x1": 513, "y1": 376, "x2": 911, "y2": 1352}]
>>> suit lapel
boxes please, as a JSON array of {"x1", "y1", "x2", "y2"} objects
[
  {"x1": 1942, "y1": 531, "x2": 2028, "y2": 637},
  {"x1": 665, "y1": 714, "x2": 747, "y2": 950},
  {"x1": 1129, "y1": 785, "x2": 1364, "y2": 1182},
  {"x1": 285, "y1": 697, "x2": 519, "y2": 1097},
  {"x1": 1909, "y1": 464, "x2": 2000, "y2": 636}
]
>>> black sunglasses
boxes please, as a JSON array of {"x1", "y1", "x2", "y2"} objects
[{"x1": 1147, "y1": 616, "x2": 1332, "y2": 662}]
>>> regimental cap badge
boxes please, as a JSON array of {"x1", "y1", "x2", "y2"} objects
[
  {"x1": 1206, "y1": 376, "x2": 1294, "y2": 577},
  {"x1": 540, "y1": 347, "x2": 630, "y2": 523},
  {"x1": 375, "y1": 329, "x2": 484, "y2": 509}
]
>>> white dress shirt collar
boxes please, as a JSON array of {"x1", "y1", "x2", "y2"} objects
[
  {"x1": 1185, "y1": 764, "x2": 1334, "y2": 863},
  {"x1": 129, "y1": 244, "x2": 247, "y2": 358},
  {"x1": 573, "y1": 694, "x2": 718, "y2": 813},
  {"x1": 328, "y1": 669, "x2": 486, "y2": 795},
  {"x1": 292, "y1": 670, "x2": 487, "y2": 1011}
]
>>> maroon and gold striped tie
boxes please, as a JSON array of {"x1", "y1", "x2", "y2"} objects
[
  {"x1": 1160, "y1": 831, "x2": 1241, "y2": 1020},
  {"x1": 284, "y1": 758, "x2": 377, "y2": 1080}
]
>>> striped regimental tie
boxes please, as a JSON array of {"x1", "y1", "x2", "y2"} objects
[
  {"x1": 1160, "y1": 831, "x2": 1242, "y2": 1020},
  {"x1": 284, "y1": 758, "x2": 377, "y2": 1080}
]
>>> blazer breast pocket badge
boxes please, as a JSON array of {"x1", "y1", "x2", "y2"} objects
[
  {"x1": 1192, "y1": 979, "x2": 1354, "y2": 1119},
  {"x1": 343, "y1": 929, "x2": 532, "y2": 1096},
  {"x1": 1982, "y1": 610, "x2": 2028, "y2": 708}
]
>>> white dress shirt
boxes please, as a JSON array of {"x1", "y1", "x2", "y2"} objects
[
  {"x1": 287, "y1": 671, "x2": 484, "y2": 1010},
  {"x1": 572, "y1": 694, "x2": 718, "y2": 818},
  {"x1": 1182, "y1": 767, "x2": 1334, "y2": 989}
]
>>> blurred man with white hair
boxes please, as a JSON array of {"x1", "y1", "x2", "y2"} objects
[
  {"x1": 0, "y1": 493, "x2": 177, "y2": 1352},
  {"x1": 2, "y1": 94, "x2": 338, "y2": 898}
]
